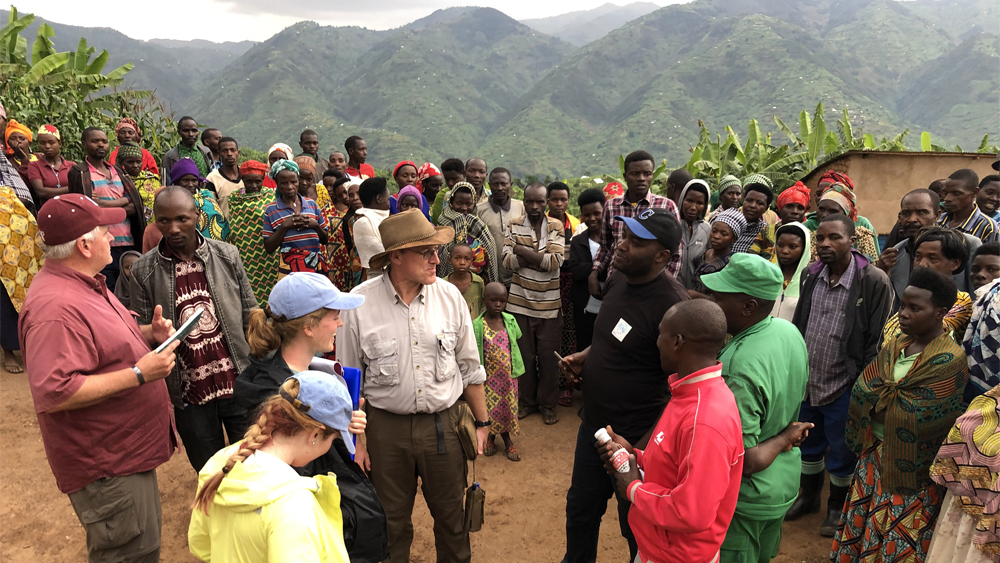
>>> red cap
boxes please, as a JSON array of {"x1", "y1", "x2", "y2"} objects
[{"x1": 37, "y1": 194, "x2": 126, "y2": 246}]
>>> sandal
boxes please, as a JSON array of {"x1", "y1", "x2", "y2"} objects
[
  {"x1": 3, "y1": 357, "x2": 23, "y2": 374},
  {"x1": 484, "y1": 438, "x2": 497, "y2": 457},
  {"x1": 558, "y1": 389, "x2": 573, "y2": 407},
  {"x1": 506, "y1": 445, "x2": 521, "y2": 462},
  {"x1": 541, "y1": 409, "x2": 559, "y2": 426}
]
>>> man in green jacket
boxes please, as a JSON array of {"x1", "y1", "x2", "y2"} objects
[{"x1": 701, "y1": 253, "x2": 813, "y2": 563}]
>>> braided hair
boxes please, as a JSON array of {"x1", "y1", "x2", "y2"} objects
[
  {"x1": 192, "y1": 377, "x2": 337, "y2": 514},
  {"x1": 246, "y1": 306, "x2": 330, "y2": 357}
]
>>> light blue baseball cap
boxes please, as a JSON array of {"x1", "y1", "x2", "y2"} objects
[
  {"x1": 268, "y1": 272, "x2": 365, "y2": 319},
  {"x1": 281, "y1": 370, "x2": 356, "y2": 454}
]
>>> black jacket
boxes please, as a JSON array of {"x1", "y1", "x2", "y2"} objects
[
  {"x1": 564, "y1": 231, "x2": 605, "y2": 311},
  {"x1": 234, "y1": 352, "x2": 389, "y2": 563}
]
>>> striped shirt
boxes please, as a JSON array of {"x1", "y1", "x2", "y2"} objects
[
  {"x1": 593, "y1": 192, "x2": 683, "y2": 278},
  {"x1": 938, "y1": 205, "x2": 999, "y2": 243},
  {"x1": 502, "y1": 215, "x2": 565, "y2": 319},
  {"x1": 88, "y1": 161, "x2": 133, "y2": 246},
  {"x1": 262, "y1": 195, "x2": 328, "y2": 254}
]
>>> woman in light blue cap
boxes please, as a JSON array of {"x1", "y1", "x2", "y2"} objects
[{"x1": 190, "y1": 371, "x2": 357, "y2": 562}]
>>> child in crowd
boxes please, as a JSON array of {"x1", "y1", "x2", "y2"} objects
[
  {"x1": 473, "y1": 283, "x2": 524, "y2": 461},
  {"x1": 445, "y1": 243, "x2": 485, "y2": 318},
  {"x1": 970, "y1": 242, "x2": 1000, "y2": 296},
  {"x1": 397, "y1": 185, "x2": 425, "y2": 215},
  {"x1": 689, "y1": 208, "x2": 746, "y2": 298},
  {"x1": 112, "y1": 250, "x2": 142, "y2": 310}
]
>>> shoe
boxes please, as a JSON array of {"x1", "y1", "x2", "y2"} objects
[
  {"x1": 820, "y1": 484, "x2": 851, "y2": 537},
  {"x1": 784, "y1": 472, "x2": 824, "y2": 521},
  {"x1": 540, "y1": 407, "x2": 559, "y2": 425}
]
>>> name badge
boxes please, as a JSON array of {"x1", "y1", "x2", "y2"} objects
[{"x1": 612, "y1": 318, "x2": 632, "y2": 342}]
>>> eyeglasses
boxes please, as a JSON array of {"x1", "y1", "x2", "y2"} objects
[{"x1": 406, "y1": 246, "x2": 440, "y2": 261}]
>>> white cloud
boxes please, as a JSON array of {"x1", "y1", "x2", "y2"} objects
[{"x1": 27, "y1": 1, "x2": 685, "y2": 42}]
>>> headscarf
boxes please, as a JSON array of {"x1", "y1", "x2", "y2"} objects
[
  {"x1": 449, "y1": 181, "x2": 475, "y2": 201},
  {"x1": 4, "y1": 119, "x2": 32, "y2": 155},
  {"x1": 269, "y1": 159, "x2": 299, "y2": 180},
  {"x1": 742, "y1": 173, "x2": 773, "y2": 189},
  {"x1": 293, "y1": 155, "x2": 316, "y2": 176},
  {"x1": 819, "y1": 182, "x2": 857, "y2": 221},
  {"x1": 712, "y1": 207, "x2": 747, "y2": 238},
  {"x1": 819, "y1": 170, "x2": 854, "y2": 190},
  {"x1": 116, "y1": 117, "x2": 141, "y2": 138},
  {"x1": 777, "y1": 181, "x2": 811, "y2": 211},
  {"x1": 393, "y1": 160, "x2": 417, "y2": 179},
  {"x1": 36, "y1": 124, "x2": 59, "y2": 140},
  {"x1": 717, "y1": 175, "x2": 742, "y2": 196},
  {"x1": 267, "y1": 143, "x2": 294, "y2": 161},
  {"x1": 416, "y1": 162, "x2": 442, "y2": 192},
  {"x1": 113, "y1": 250, "x2": 143, "y2": 309},
  {"x1": 603, "y1": 181, "x2": 625, "y2": 199},
  {"x1": 239, "y1": 160, "x2": 268, "y2": 177},
  {"x1": 171, "y1": 157, "x2": 205, "y2": 184},
  {"x1": 117, "y1": 141, "x2": 143, "y2": 160},
  {"x1": 678, "y1": 179, "x2": 711, "y2": 221},
  {"x1": 397, "y1": 185, "x2": 422, "y2": 205}
]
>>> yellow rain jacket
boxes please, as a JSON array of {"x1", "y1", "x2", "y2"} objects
[{"x1": 189, "y1": 445, "x2": 350, "y2": 562}]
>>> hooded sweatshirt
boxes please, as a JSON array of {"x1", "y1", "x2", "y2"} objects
[
  {"x1": 188, "y1": 444, "x2": 350, "y2": 563},
  {"x1": 677, "y1": 181, "x2": 712, "y2": 290},
  {"x1": 770, "y1": 222, "x2": 811, "y2": 321}
]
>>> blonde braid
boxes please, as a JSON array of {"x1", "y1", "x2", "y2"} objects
[{"x1": 193, "y1": 404, "x2": 275, "y2": 514}]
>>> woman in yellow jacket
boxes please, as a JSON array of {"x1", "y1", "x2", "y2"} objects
[{"x1": 190, "y1": 372, "x2": 363, "y2": 562}]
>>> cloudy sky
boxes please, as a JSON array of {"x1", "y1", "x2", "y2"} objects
[{"x1": 30, "y1": 1, "x2": 677, "y2": 43}]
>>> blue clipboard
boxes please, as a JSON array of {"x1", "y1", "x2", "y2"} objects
[{"x1": 342, "y1": 366, "x2": 362, "y2": 458}]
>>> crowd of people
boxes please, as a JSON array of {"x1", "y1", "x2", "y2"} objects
[{"x1": 3, "y1": 101, "x2": 1000, "y2": 563}]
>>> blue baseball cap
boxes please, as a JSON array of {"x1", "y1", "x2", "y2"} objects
[
  {"x1": 615, "y1": 208, "x2": 682, "y2": 254},
  {"x1": 268, "y1": 272, "x2": 365, "y2": 319},
  {"x1": 283, "y1": 370, "x2": 356, "y2": 454}
]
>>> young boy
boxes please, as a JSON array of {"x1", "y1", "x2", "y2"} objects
[
  {"x1": 473, "y1": 282, "x2": 524, "y2": 461},
  {"x1": 445, "y1": 243, "x2": 485, "y2": 318},
  {"x1": 596, "y1": 300, "x2": 746, "y2": 563},
  {"x1": 971, "y1": 242, "x2": 1000, "y2": 296}
]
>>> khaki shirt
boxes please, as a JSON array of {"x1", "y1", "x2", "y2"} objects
[{"x1": 337, "y1": 273, "x2": 486, "y2": 415}]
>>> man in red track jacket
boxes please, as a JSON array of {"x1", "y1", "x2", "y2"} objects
[{"x1": 598, "y1": 300, "x2": 743, "y2": 563}]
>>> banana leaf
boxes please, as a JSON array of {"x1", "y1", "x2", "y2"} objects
[
  {"x1": 920, "y1": 131, "x2": 932, "y2": 152},
  {"x1": 774, "y1": 115, "x2": 800, "y2": 146},
  {"x1": 30, "y1": 23, "x2": 54, "y2": 66},
  {"x1": 21, "y1": 51, "x2": 71, "y2": 83}
]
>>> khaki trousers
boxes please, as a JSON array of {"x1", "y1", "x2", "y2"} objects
[
  {"x1": 367, "y1": 404, "x2": 470, "y2": 563},
  {"x1": 67, "y1": 470, "x2": 162, "y2": 563}
]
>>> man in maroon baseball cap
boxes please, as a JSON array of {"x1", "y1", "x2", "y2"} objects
[{"x1": 19, "y1": 192, "x2": 183, "y2": 562}]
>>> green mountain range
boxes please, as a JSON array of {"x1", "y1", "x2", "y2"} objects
[
  {"x1": 11, "y1": 0, "x2": 999, "y2": 177},
  {"x1": 522, "y1": 2, "x2": 661, "y2": 46}
]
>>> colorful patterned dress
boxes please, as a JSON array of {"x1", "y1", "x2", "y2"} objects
[
  {"x1": 484, "y1": 325, "x2": 518, "y2": 436},
  {"x1": 226, "y1": 190, "x2": 278, "y2": 307},
  {"x1": 194, "y1": 188, "x2": 230, "y2": 241},
  {"x1": 323, "y1": 207, "x2": 354, "y2": 291},
  {"x1": 130, "y1": 171, "x2": 160, "y2": 223}
]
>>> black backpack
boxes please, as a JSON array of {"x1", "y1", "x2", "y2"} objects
[{"x1": 297, "y1": 439, "x2": 389, "y2": 563}]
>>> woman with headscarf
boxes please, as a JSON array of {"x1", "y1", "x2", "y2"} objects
[
  {"x1": 112, "y1": 250, "x2": 142, "y2": 310},
  {"x1": 0, "y1": 183, "x2": 44, "y2": 373},
  {"x1": 26, "y1": 124, "x2": 75, "y2": 209},
  {"x1": 770, "y1": 222, "x2": 811, "y2": 321},
  {"x1": 227, "y1": 160, "x2": 279, "y2": 306},
  {"x1": 416, "y1": 162, "x2": 445, "y2": 209},
  {"x1": 5, "y1": 119, "x2": 35, "y2": 183},
  {"x1": 708, "y1": 175, "x2": 742, "y2": 222},
  {"x1": 689, "y1": 208, "x2": 746, "y2": 298},
  {"x1": 117, "y1": 141, "x2": 159, "y2": 222},
  {"x1": 171, "y1": 157, "x2": 231, "y2": 241},
  {"x1": 808, "y1": 182, "x2": 880, "y2": 261},
  {"x1": 804, "y1": 171, "x2": 879, "y2": 244},
  {"x1": 294, "y1": 155, "x2": 331, "y2": 209},
  {"x1": 108, "y1": 117, "x2": 159, "y2": 176},
  {"x1": 0, "y1": 105, "x2": 33, "y2": 210},
  {"x1": 833, "y1": 267, "x2": 968, "y2": 563},
  {"x1": 389, "y1": 161, "x2": 430, "y2": 217},
  {"x1": 676, "y1": 179, "x2": 712, "y2": 290},
  {"x1": 264, "y1": 143, "x2": 294, "y2": 190},
  {"x1": 263, "y1": 159, "x2": 329, "y2": 277},
  {"x1": 776, "y1": 181, "x2": 811, "y2": 225},
  {"x1": 437, "y1": 182, "x2": 499, "y2": 282}
]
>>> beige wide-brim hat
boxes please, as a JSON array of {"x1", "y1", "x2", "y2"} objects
[{"x1": 368, "y1": 208, "x2": 455, "y2": 271}]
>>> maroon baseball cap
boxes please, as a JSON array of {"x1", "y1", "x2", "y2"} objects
[{"x1": 37, "y1": 194, "x2": 126, "y2": 246}]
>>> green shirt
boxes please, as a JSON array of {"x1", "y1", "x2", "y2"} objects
[
  {"x1": 870, "y1": 351, "x2": 918, "y2": 440},
  {"x1": 719, "y1": 316, "x2": 809, "y2": 519}
]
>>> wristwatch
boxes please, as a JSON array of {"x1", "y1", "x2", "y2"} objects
[
  {"x1": 474, "y1": 419, "x2": 491, "y2": 428},
  {"x1": 132, "y1": 365, "x2": 146, "y2": 386}
]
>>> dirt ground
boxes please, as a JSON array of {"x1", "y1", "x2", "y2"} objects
[{"x1": 0, "y1": 361, "x2": 832, "y2": 562}]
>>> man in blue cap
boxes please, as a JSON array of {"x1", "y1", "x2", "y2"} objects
[
  {"x1": 560, "y1": 208, "x2": 689, "y2": 563},
  {"x1": 700, "y1": 253, "x2": 812, "y2": 563}
]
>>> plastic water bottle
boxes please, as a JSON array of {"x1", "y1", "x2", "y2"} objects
[{"x1": 594, "y1": 428, "x2": 630, "y2": 473}]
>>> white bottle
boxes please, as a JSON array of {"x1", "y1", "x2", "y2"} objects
[{"x1": 594, "y1": 428, "x2": 630, "y2": 473}]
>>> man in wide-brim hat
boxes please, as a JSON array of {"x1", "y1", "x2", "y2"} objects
[{"x1": 337, "y1": 209, "x2": 491, "y2": 563}]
